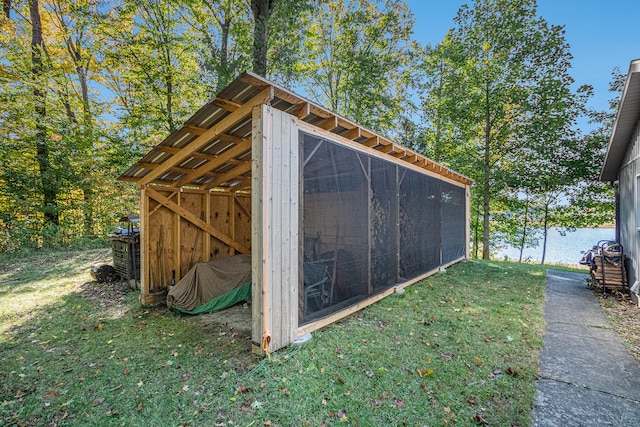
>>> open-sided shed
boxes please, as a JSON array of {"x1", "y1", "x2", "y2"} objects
[{"x1": 119, "y1": 72, "x2": 472, "y2": 354}]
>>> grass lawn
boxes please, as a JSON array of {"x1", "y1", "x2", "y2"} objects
[{"x1": 1, "y1": 249, "x2": 584, "y2": 426}]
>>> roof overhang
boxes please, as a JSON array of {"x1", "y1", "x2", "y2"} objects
[
  {"x1": 118, "y1": 72, "x2": 473, "y2": 190},
  {"x1": 600, "y1": 59, "x2": 640, "y2": 182}
]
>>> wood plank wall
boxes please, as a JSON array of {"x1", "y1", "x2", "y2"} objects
[
  {"x1": 139, "y1": 187, "x2": 251, "y2": 305},
  {"x1": 251, "y1": 104, "x2": 300, "y2": 354}
]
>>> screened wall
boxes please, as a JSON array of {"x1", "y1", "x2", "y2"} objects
[{"x1": 301, "y1": 132, "x2": 466, "y2": 324}]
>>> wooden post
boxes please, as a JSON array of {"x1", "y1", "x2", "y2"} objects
[
  {"x1": 466, "y1": 185, "x2": 471, "y2": 260},
  {"x1": 140, "y1": 188, "x2": 150, "y2": 303},
  {"x1": 251, "y1": 104, "x2": 300, "y2": 355}
]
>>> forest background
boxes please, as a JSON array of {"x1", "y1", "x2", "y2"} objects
[{"x1": 0, "y1": 0, "x2": 620, "y2": 262}]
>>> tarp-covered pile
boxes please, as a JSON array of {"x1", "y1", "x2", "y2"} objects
[{"x1": 167, "y1": 254, "x2": 252, "y2": 314}]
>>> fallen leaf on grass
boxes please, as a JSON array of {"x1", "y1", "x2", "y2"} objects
[
  {"x1": 235, "y1": 385, "x2": 250, "y2": 394},
  {"x1": 137, "y1": 403, "x2": 143, "y2": 412},
  {"x1": 393, "y1": 399, "x2": 404, "y2": 408},
  {"x1": 92, "y1": 397, "x2": 105, "y2": 406},
  {"x1": 279, "y1": 386, "x2": 290, "y2": 396},
  {"x1": 440, "y1": 353, "x2": 453, "y2": 361},
  {"x1": 373, "y1": 399, "x2": 381, "y2": 407},
  {"x1": 45, "y1": 389, "x2": 60, "y2": 398}
]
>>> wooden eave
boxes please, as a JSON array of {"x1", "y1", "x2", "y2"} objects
[{"x1": 118, "y1": 72, "x2": 473, "y2": 189}]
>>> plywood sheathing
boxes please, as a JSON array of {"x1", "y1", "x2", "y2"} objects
[{"x1": 137, "y1": 187, "x2": 251, "y2": 306}]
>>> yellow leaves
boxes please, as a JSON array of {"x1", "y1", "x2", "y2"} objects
[{"x1": 417, "y1": 367, "x2": 434, "y2": 377}]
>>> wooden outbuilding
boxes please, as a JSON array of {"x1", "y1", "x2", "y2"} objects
[{"x1": 119, "y1": 72, "x2": 472, "y2": 354}]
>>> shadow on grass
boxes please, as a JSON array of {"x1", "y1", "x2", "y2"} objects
[
  {"x1": 0, "y1": 248, "x2": 112, "y2": 295},
  {"x1": 1, "y1": 274, "x2": 258, "y2": 427}
]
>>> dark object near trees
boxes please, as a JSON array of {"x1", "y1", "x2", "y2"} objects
[
  {"x1": 91, "y1": 264, "x2": 119, "y2": 283},
  {"x1": 107, "y1": 215, "x2": 140, "y2": 281}
]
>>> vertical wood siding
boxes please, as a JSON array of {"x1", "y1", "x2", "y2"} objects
[{"x1": 251, "y1": 105, "x2": 300, "y2": 353}]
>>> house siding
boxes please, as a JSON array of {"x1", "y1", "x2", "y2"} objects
[{"x1": 619, "y1": 118, "x2": 640, "y2": 286}]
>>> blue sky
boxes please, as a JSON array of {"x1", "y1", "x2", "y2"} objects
[{"x1": 405, "y1": 0, "x2": 640, "y2": 117}]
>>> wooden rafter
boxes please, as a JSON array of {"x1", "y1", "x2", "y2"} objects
[
  {"x1": 176, "y1": 138, "x2": 252, "y2": 188},
  {"x1": 182, "y1": 125, "x2": 206, "y2": 136},
  {"x1": 211, "y1": 97, "x2": 241, "y2": 112},
  {"x1": 120, "y1": 72, "x2": 473, "y2": 188},
  {"x1": 136, "y1": 87, "x2": 274, "y2": 189},
  {"x1": 204, "y1": 161, "x2": 252, "y2": 190}
]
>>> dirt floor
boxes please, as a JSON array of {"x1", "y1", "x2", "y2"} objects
[{"x1": 185, "y1": 301, "x2": 253, "y2": 332}]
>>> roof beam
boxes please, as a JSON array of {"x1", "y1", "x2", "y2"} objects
[
  {"x1": 204, "y1": 161, "x2": 252, "y2": 190},
  {"x1": 136, "y1": 86, "x2": 274, "y2": 188},
  {"x1": 362, "y1": 136, "x2": 379, "y2": 147},
  {"x1": 319, "y1": 115, "x2": 339, "y2": 131},
  {"x1": 292, "y1": 102, "x2": 311, "y2": 119},
  {"x1": 211, "y1": 97, "x2": 241, "y2": 112},
  {"x1": 341, "y1": 127, "x2": 361, "y2": 140},
  {"x1": 182, "y1": 125, "x2": 206, "y2": 136},
  {"x1": 175, "y1": 138, "x2": 252, "y2": 188}
]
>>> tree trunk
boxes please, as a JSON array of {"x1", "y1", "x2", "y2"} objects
[
  {"x1": 541, "y1": 201, "x2": 549, "y2": 265},
  {"x1": 482, "y1": 82, "x2": 491, "y2": 259},
  {"x1": 78, "y1": 63, "x2": 95, "y2": 237},
  {"x1": 474, "y1": 198, "x2": 481, "y2": 259},
  {"x1": 250, "y1": 0, "x2": 277, "y2": 76},
  {"x1": 31, "y1": 0, "x2": 59, "y2": 234},
  {"x1": 518, "y1": 195, "x2": 529, "y2": 262},
  {"x1": 215, "y1": 11, "x2": 232, "y2": 92},
  {"x1": 3, "y1": 0, "x2": 10, "y2": 18}
]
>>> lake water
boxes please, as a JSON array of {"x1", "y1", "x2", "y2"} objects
[{"x1": 493, "y1": 227, "x2": 616, "y2": 265}]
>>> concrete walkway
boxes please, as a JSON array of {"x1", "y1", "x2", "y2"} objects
[{"x1": 532, "y1": 270, "x2": 640, "y2": 426}]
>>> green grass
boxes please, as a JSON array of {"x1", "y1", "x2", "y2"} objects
[{"x1": 1, "y1": 250, "x2": 584, "y2": 426}]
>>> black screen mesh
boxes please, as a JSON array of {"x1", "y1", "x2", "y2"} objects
[{"x1": 300, "y1": 132, "x2": 466, "y2": 324}]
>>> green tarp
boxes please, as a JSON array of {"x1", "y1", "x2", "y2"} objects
[
  {"x1": 172, "y1": 281, "x2": 251, "y2": 315},
  {"x1": 167, "y1": 254, "x2": 252, "y2": 315}
]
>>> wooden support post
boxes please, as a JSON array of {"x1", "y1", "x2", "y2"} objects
[{"x1": 251, "y1": 104, "x2": 300, "y2": 355}]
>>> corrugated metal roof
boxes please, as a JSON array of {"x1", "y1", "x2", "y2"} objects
[
  {"x1": 601, "y1": 59, "x2": 640, "y2": 182},
  {"x1": 119, "y1": 72, "x2": 473, "y2": 189}
]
